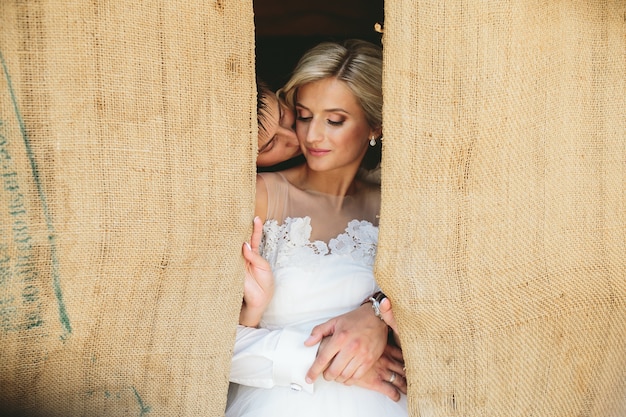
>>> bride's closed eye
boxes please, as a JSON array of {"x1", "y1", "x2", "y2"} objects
[
  {"x1": 296, "y1": 112, "x2": 312, "y2": 123},
  {"x1": 327, "y1": 119, "x2": 344, "y2": 126},
  {"x1": 296, "y1": 111, "x2": 344, "y2": 126}
]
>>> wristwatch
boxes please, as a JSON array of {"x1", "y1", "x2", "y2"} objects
[{"x1": 365, "y1": 291, "x2": 386, "y2": 320}]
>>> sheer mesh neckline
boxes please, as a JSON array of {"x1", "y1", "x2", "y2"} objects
[{"x1": 259, "y1": 171, "x2": 381, "y2": 243}]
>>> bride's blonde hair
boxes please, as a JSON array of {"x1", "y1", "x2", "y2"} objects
[{"x1": 277, "y1": 39, "x2": 383, "y2": 131}]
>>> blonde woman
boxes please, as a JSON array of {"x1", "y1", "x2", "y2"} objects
[{"x1": 228, "y1": 40, "x2": 407, "y2": 416}]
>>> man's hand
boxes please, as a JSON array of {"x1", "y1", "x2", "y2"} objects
[
  {"x1": 348, "y1": 343, "x2": 406, "y2": 401},
  {"x1": 239, "y1": 216, "x2": 273, "y2": 327},
  {"x1": 304, "y1": 303, "x2": 388, "y2": 384}
]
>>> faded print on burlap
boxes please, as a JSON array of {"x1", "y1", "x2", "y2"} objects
[{"x1": 1, "y1": 1, "x2": 255, "y2": 416}]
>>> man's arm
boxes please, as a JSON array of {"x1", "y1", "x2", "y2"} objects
[{"x1": 230, "y1": 325, "x2": 319, "y2": 393}]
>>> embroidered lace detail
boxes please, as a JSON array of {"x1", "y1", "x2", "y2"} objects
[{"x1": 260, "y1": 217, "x2": 378, "y2": 268}]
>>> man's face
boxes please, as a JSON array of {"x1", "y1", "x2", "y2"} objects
[{"x1": 257, "y1": 93, "x2": 301, "y2": 167}]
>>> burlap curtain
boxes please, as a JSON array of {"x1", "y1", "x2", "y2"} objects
[
  {"x1": 379, "y1": 1, "x2": 626, "y2": 416},
  {"x1": 1, "y1": 1, "x2": 625, "y2": 417},
  {"x1": 1, "y1": 1, "x2": 255, "y2": 416}
]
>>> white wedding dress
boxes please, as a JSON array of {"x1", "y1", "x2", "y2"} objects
[{"x1": 226, "y1": 172, "x2": 407, "y2": 417}]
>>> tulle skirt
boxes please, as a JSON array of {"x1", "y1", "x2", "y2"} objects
[{"x1": 226, "y1": 379, "x2": 407, "y2": 417}]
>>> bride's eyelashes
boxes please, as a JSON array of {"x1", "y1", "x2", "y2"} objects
[
  {"x1": 295, "y1": 114, "x2": 345, "y2": 127},
  {"x1": 327, "y1": 118, "x2": 344, "y2": 126}
]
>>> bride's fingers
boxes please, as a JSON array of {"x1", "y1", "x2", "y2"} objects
[
  {"x1": 242, "y1": 242, "x2": 271, "y2": 271},
  {"x1": 388, "y1": 372, "x2": 407, "y2": 394},
  {"x1": 379, "y1": 298, "x2": 398, "y2": 334},
  {"x1": 387, "y1": 357, "x2": 406, "y2": 378},
  {"x1": 249, "y1": 216, "x2": 263, "y2": 253},
  {"x1": 383, "y1": 344, "x2": 405, "y2": 371}
]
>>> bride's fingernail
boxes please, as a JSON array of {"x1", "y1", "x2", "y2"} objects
[{"x1": 244, "y1": 242, "x2": 252, "y2": 251}]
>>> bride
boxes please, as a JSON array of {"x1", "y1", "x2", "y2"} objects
[{"x1": 227, "y1": 39, "x2": 407, "y2": 417}]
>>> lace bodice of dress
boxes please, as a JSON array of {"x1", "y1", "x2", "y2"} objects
[
  {"x1": 256, "y1": 171, "x2": 382, "y2": 329},
  {"x1": 258, "y1": 171, "x2": 381, "y2": 265},
  {"x1": 261, "y1": 217, "x2": 379, "y2": 269}
]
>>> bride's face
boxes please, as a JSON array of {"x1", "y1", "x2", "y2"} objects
[
  {"x1": 257, "y1": 94, "x2": 301, "y2": 168},
  {"x1": 295, "y1": 77, "x2": 377, "y2": 172}
]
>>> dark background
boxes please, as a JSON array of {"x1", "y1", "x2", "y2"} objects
[{"x1": 254, "y1": 1, "x2": 384, "y2": 90}]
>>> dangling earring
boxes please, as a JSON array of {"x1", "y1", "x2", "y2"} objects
[{"x1": 369, "y1": 136, "x2": 376, "y2": 147}]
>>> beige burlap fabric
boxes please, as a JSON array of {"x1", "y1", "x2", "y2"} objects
[
  {"x1": 2, "y1": 1, "x2": 625, "y2": 417},
  {"x1": 1, "y1": 1, "x2": 255, "y2": 416},
  {"x1": 378, "y1": 1, "x2": 626, "y2": 416}
]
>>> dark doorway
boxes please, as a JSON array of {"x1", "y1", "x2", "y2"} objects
[{"x1": 254, "y1": 1, "x2": 384, "y2": 90}]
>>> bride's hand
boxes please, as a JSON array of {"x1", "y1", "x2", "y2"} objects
[
  {"x1": 346, "y1": 343, "x2": 406, "y2": 401},
  {"x1": 379, "y1": 297, "x2": 401, "y2": 347},
  {"x1": 239, "y1": 216, "x2": 273, "y2": 327}
]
